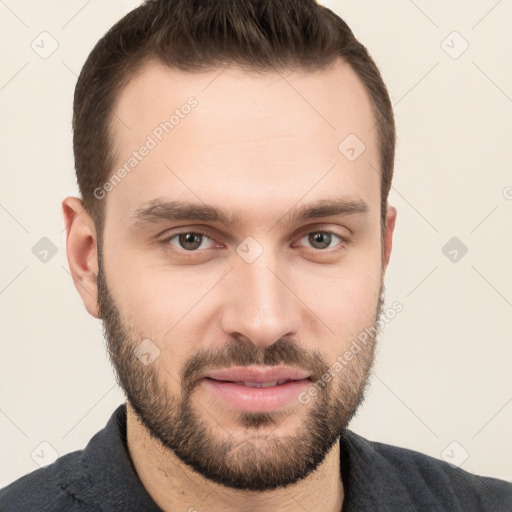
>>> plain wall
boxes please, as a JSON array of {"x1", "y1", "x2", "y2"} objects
[{"x1": 1, "y1": 0, "x2": 511, "y2": 487}]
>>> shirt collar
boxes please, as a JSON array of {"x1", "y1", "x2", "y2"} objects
[
  {"x1": 57, "y1": 403, "x2": 163, "y2": 512},
  {"x1": 339, "y1": 429, "x2": 417, "y2": 512}
]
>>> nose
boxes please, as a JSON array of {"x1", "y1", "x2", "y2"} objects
[{"x1": 220, "y1": 252, "x2": 302, "y2": 350}]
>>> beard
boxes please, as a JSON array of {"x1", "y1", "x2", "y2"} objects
[{"x1": 97, "y1": 247, "x2": 385, "y2": 492}]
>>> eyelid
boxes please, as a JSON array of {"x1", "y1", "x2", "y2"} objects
[{"x1": 294, "y1": 223, "x2": 350, "y2": 239}]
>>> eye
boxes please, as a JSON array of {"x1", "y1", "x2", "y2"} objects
[
  {"x1": 296, "y1": 230, "x2": 346, "y2": 251},
  {"x1": 161, "y1": 228, "x2": 349, "y2": 255},
  {"x1": 165, "y1": 230, "x2": 216, "y2": 251}
]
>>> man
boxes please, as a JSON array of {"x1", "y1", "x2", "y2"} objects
[{"x1": 1, "y1": 0, "x2": 510, "y2": 510}]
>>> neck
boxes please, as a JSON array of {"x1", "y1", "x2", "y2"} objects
[{"x1": 126, "y1": 403, "x2": 344, "y2": 512}]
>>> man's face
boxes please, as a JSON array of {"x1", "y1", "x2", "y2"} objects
[{"x1": 96, "y1": 59, "x2": 391, "y2": 491}]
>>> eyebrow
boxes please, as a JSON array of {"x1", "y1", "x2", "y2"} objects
[{"x1": 130, "y1": 196, "x2": 369, "y2": 230}]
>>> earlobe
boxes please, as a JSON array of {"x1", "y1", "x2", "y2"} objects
[
  {"x1": 62, "y1": 197, "x2": 100, "y2": 318},
  {"x1": 383, "y1": 205, "x2": 397, "y2": 271}
]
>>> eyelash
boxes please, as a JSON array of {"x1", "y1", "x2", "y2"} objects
[{"x1": 160, "y1": 228, "x2": 350, "y2": 255}]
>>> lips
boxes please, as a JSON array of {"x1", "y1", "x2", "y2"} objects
[
  {"x1": 202, "y1": 366, "x2": 312, "y2": 386},
  {"x1": 201, "y1": 368, "x2": 313, "y2": 412}
]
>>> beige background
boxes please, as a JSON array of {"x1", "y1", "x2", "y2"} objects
[{"x1": 1, "y1": 0, "x2": 511, "y2": 488}]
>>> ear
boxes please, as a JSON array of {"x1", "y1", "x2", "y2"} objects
[
  {"x1": 383, "y1": 204, "x2": 397, "y2": 271},
  {"x1": 62, "y1": 197, "x2": 100, "y2": 318}
]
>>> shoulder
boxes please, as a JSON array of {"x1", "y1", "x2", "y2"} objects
[
  {"x1": 0, "y1": 450, "x2": 98, "y2": 512},
  {"x1": 343, "y1": 430, "x2": 512, "y2": 511}
]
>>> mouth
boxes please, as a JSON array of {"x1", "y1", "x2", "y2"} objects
[
  {"x1": 200, "y1": 370, "x2": 313, "y2": 412},
  {"x1": 204, "y1": 377, "x2": 310, "y2": 388},
  {"x1": 201, "y1": 365, "x2": 312, "y2": 384}
]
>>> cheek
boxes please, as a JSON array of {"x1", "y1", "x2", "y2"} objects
[
  {"x1": 294, "y1": 254, "x2": 382, "y2": 354},
  {"x1": 104, "y1": 234, "x2": 193, "y2": 318},
  {"x1": 106, "y1": 259, "x2": 215, "y2": 365}
]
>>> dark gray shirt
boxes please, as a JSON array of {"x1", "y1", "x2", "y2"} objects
[{"x1": 1, "y1": 403, "x2": 510, "y2": 511}]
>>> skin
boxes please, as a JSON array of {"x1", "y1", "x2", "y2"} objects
[{"x1": 63, "y1": 58, "x2": 397, "y2": 511}]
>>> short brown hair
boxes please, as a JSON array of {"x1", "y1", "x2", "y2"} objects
[{"x1": 73, "y1": 0, "x2": 395, "y2": 241}]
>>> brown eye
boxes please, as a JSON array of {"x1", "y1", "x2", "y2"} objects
[
  {"x1": 166, "y1": 231, "x2": 215, "y2": 251},
  {"x1": 179, "y1": 233, "x2": 202, "y2": 250},
  {"x1": 298, "y1": 231, "x2": 343, "y2": 250},
  {"x1": 309, "y1": 232, "x2": 332, "y2": 249}
]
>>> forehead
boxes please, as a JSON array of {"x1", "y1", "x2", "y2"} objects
[{"x1": 105, "y1": 58, "x2": 380, "y2": 230}]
